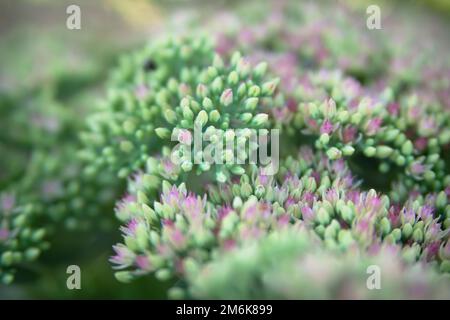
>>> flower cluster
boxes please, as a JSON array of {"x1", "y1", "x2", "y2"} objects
[
  {"x1": 81, "y1": 35, "x2": 280, "y2": 183},
  {"x1": 0, "y1": 71, "x2": 120, "y2": 283},
  {"x1": 111, "y1": 180, "x2": 291, "y2": 283},
  {"x1": 2, "y1": 0, "x2": 449, "y2": 299},
  {"x1": 105, "y1": 0, "x2": 450, "y2": 299},
  {"x1": 0, "y1": 192, "x2": 48, "y2": 284},
  {"x1": 188, "y1": 228, "x2": 450, "y2": 299}
]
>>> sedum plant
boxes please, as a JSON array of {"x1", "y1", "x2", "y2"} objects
[
  {"x1": 188, "y1": 228, "x2": 450, "y2": 299},
  {"x1": 101, "y1": 0, "x2": 450, "y2": 299},
  {"x1": 2, "y1": 0, "x2": 449, "y2": 300}
]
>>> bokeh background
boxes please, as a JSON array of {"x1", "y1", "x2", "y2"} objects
[{"x1": 0, "y1": 0, "x2": 449, "y2": 299}]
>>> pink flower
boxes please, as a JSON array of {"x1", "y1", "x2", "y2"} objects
[
  {"x1": 410, "y1": 162, "x2": 425, "y2": 176},
  {"x1": 135, "y1": 255, "x2": 151, "y2": 271},
  {"x1": 223, "y1": 239, "x2": 236, "y2": 251},
  {"x1": 401, "y1": 208, "x2": 416, "y2": 224},
  {"x1": 167, "y1": 227, "x2": 186, "y2": 249},
  {"x1": 388, "y1": 206, "x2": 401, "y2": 227},
  {"x1": 366, "y1": 117, "x2": 382, "y2": 136},
  {"x1": 301, "y1": 206, "x2": 315, "y2": 224},
  {"x1": 325, "y1": 189, "x2": 339, "y2": 203},
  {"x1": 414, "y1": 137, "x2": 428, "y2": 152},
  {"x1": 218, "y1": 205, "x2": 233, "y2": 221},
  {"x1": 425, "y1": 220, "x2": 441, "y2": 240},
  {"x1": 387, "y1": 102, "x2": 400, "y2": 116},
  {"x1": 286, "y1": 98, "x2": 298, "y2": 112},
  {"x1": 110, "y1": 245, "x2": 134, "y2": 268},
  {"x1": 215, "y1": 34, "x2": 234, "y2": 55},
  {"x1": 320, "y1": 119, "x2": 334, "y2": 135},
  {"x1": 178, "y1": 130, "x2": 192, "y2": 145},
  {"x1": 424, "y1": 241, "x2": 440, "y2": 261},
  {"x1": 342, "y1": 126, "x2": 357, "y2": 143},
  {"x1": 182, "y1": 194, "x2": 204, "y2": 218},
  {"x1": 161, "y1": 186, "x2": 182, "y2": 208},
  {"x1": 120, "y1": 218, "x2": 140, "y2": 237},
  {"x1": 419, "y1": 205, "x2": 434, "y2": 221}
]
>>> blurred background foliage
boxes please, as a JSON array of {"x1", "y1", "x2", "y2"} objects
[{"x1": 0, "y1": 0, "x2": 449, "y2": 299}]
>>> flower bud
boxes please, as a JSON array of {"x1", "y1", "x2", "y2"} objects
[
  {"x1": 220, "y1": 89, "x2": 233, "y2": 107},
  {"x1": 326, "y1": 147, "x2": 342, "y2": 160},
  {"x1": 195, "y1": 110, "x2": 208, "y2": 127}
]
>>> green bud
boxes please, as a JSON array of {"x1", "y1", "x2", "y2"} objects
[
  {"x1": 164, "y1": 109, "x2": 177, "y2": 124},
  {"x1": 402, "y1": 223, "x2": 413, "y2": 240},
  {"x1": 440, "y1": 260, "x2": 450, "y2": 273},
  {"x1": 324, "y1": 224, "x2": 337, "y2": 239},
  {"x1": 338, "y1": 230, "x2": 354, "y2": 248},
  {"x1": 123, "y1": 120, "x2": 136, "y2": 134},
  {"x1": 216, "y1": 170, "x2": 227, "y2": 183},
  {"x1": 251, "y1": 113, "x2": 269, "y2": 126},
  {"x1": 240, "y1": 183, "x2": 253, "y2": 198},
  {"x1": 231, "y1": 51, "x2": 242, "y2": 66},
  {"x1": 230, "y1": 166, "x2": 245, "y2": 175},
  {"x1": 202, "y1": 97, "x2": 213, "y2": 110},
  {"x1": 396, "y1": 155, "x2": 406, "y2": 166},
  {"x1": 319, "y1": 133, "x2": 330, "y2": 145},
  {"x1": 25, "y1": 248, "x2": 40, "y2": 261},
  {"x1": 402, "y1": 245, "x2": 419, "y2": 263},
  {"x1": 326, "y1": 147, "x2": 342, "y2": 160},
  {"x1": 196, "y1": 83, "x2": 208, "y2": 98},
  {"x1": 207, "y1": 66, "x2": 218, "y2": 78},
  {"x1": 363, "y1": 146, "x2": 376, "y2": 157},
  {"x1": 209, "y1": 110, "x2": 220, "y2": 122},
  {"x1": 142, "y1": 203, "x2": 158, "y2": 222},
  {"x1": 212, "y1": 77, "x2": 223, "y2": 93},
  {"x1": 137, "y1": 190, "x2": 149, "y2": 204},
  {"x1": 261, "y1": 78, "x2": 279, "y2": 96},
  {"x1": 376, "y1": 146, "x2": 393, "y2": 158},
  {"x1": 195, "y1": 110, "x2": 208, "y2": 127},
  {"x1": 337, "y1": 110, "x2": 349, "y2": 122},
  {"x1": 379, "y1": 217, "x2": 391, "y2": 236},
  {"x1": 32, "y1": 228, "x2": 46, "y2": 242},
  {"x1": 168, "y1": 287, "x2": 185, "y2": 300},
  {"x1": 315, "y1": 225, "x2": 325, "y2": 238},
  {"x1": 181, "y1": 161, "x2": 193, "y2": 172},
  {"x1": 391, "y1": 228, "x2": 401, "y2": 241},
  {"x1": 237, "y1": 83, "x2": 247, "y2": 97},
  {"x1": 412, "y1": 228, "x2": 423, "y2": 243},
  {"x1": 401, "y1": 140, "x2": 414, "y2": 155},
  {"x1": 245, "y1": 97, "x2": 259, "y2": 110},
  {"x1": 342, "y1": 145, "x2": 355, "y2": 156},
  {"x1": 436, "y1": 191, "x2": 447, "y2": 209},
  {"x1": 317, "y1": 207, "x2": 330, "y2": 225},
  {"x1": 227, "y1": 71, "x2": 239, "y2": 85},
  {"x1": 155, "y1": 127, "x2": 171, "y2": 139},
  {"x1": 2, "y1": 274, "x2": 14, "y2": 285},
  {"x1": 232, "y1": 196, "x2": 243, "y2": 209},
  {"x1": 120, "y1": 140, "x2": 133, "y2": 153},
  {"x1": 115, "y1": 271, "x2": 133, "y2": 283},
  {"x1": 385, "y1": 128, "x2": 400, "y2": 141},
  {"x1": 1, "y1": 251, "x2": 14, "y2": 266},
  {"x1": 213, "y1": 54, "x2": 224, "y2": 69},
  {"x1": 254, "y1": 62, "x2": 268, "y2": 78},
  {"x1": 240, "y1": 113, "x2": 253, "y2": 123},
  {"x1": 182, "y1": 106, "x2": 194, "y2": 120},
  {"x1": 248, "y1": 85, "x2": 261, "y2": 97}
]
